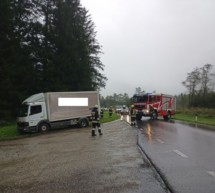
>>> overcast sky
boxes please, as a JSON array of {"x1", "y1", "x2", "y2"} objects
[{"x1": 81, "y1": 0, "x2": 215, "y2": 97}]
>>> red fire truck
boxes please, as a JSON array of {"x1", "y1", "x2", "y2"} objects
[{"x1": 131, "y1": 92, "x2": 176, "y2": 120}]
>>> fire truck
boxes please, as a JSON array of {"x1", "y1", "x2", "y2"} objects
[{"x1": 131, "y1": 92, "x2": 176, "y2": 120}]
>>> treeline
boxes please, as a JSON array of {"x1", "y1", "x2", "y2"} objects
[
  {"x1": 0, "y1": 0, "x2": 107, "y2": 119},
  {"x1": 100, "y1": 68, "x2": 215, "y2": 110},
  {"x1": 178, "y1": 64, "x2": 215, "y2": 108},
  {"x1": 100, "y1": 93, "x2": 131, "y2": 108}
]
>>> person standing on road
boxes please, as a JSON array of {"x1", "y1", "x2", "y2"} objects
[
  {"x1": 130, "y1": 105, "x2": 136, "y2": 126},
  {"x1": 120, "y1": 105, "x2": 128, "y2": 121},
  {"x1": 91, "y1": 105, "x2": 102, "y2": 136}
]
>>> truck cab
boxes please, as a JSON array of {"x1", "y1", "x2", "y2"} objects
[
  {"x1": 17, "y1": 102, "x2": 47, "y2": 132},
  {"x1": 131, "y1": 93, "x2": 176, "y2": 120}
]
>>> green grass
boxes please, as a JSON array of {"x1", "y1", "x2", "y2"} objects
[
  {"x1": 0, "y1": 112, "x2": 120, "y2": 140},
  {"x1": 173, "y1": 108, "x2": 215, "y2": 127},
  {"x1": 100, "y1": 112, "x2": 120, "y2": 124},
  {"x1": 0, "y1": 123, "x2": 20, "y2": 139}
]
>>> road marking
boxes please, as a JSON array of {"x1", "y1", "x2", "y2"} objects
[
  {"x1": 207, "y1": 171, "x2": 215, "y2": 178},
  {"x1": 173, "y1": 149, "x2": 188, "y2": 158},
  {"x1": 156, "y1": 139, "x2": 164, "y2": 144}
]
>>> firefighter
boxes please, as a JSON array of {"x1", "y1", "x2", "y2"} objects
[
  {"x1": 120, "y1": 105, "x2": 127, "y2": 120},
  {"x1": 108, "y1": 106, "x2": 113, "y2": 118},
  {"x1": 91, "y1": 105, "x2": 102, "y2": 136},
  {"x1": 130, "y1": 105, "x2": 136, "y2": 126}
]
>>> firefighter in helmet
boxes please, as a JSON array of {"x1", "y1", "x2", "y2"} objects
[
  {"x1": 91, "y1": 104, "x2": 102, "y2": 136},
  {"x1": 130, "y1": 105, "x2": 136, "y2": 126}
]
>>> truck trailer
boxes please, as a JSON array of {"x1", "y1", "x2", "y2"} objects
[{"x1": 16, "y1": 91, "x2": 100, "y2": 133}]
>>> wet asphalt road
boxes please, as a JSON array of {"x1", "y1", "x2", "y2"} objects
[
  {"x1": 0, "y1": 120, "x2": 168, "y2": 193},
  {"x1": 137, "y1": 118, "x2": 215, "y2": 193}
]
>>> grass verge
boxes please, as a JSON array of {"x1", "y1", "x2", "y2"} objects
[
  {"x1": 173, "y1": 108, "x2": 215, "y2": 127},
  {"x1": 0, "y1": 123, "x2": 21, "y2": 140},
  {"x1": 100, "y1": 112, "x2": 120, "y2": 124}
]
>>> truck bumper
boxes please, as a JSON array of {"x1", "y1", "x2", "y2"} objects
[{"x1": 17, "y1": 126, "x2": 37, "y2": 133}]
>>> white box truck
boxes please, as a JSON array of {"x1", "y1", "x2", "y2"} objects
[{"x1": 16, "y1": 91, "x2": 100, "y2": 133}]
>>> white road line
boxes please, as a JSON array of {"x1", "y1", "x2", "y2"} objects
[
  {"x1": 156, "y1": 139, "x2": 164, "y2": 144},
  {"x1": 207, "y1": 171, "x2": 215, "y2": 178},
  {"x1": 173, "y1": 149, "x2": 188, "y2": 158}
]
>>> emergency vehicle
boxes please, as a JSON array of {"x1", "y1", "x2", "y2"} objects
[{"x1": 131, "y1": 92, "x2": 176, "y2": 120}]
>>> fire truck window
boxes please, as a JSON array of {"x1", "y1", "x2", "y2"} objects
[{"x1": 149, "y1": 96, "x2": 154, "y2": 102}]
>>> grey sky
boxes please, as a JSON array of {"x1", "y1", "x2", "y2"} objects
[{"x1": 81, "y1": 0, "x2": 215, "y2": 97}]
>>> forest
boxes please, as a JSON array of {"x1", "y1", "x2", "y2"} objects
[{"x1": 0, "y1": 0, "x2": 107, "y2": 119}]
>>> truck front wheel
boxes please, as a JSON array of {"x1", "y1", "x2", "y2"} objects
[
  {"x1": 163, "y1": 111, "x2": 171, "y2": 120},
  {"x1": 38, "y1": 123, "x2": 50, "y2": 132}
]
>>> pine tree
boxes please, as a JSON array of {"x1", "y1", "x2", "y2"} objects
[{"x1": 0, "y1": 0, "x2": 107, "y2": 120}]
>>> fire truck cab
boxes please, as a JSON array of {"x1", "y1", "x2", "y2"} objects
[{"x1": 131, "y1": 93, "x2": 176, "y2": 120}]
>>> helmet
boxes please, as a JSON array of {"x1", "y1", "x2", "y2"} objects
[
  {"x1": 131, "y1": 105, "x2": 134, "y2": 108},
  {"x1": 94, "y1": 104, "x2": 98, "y2": 108}
]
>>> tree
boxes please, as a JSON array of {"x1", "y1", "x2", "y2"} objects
[
  {"x1": 199, "y1": 64, "x2": 214, "y2": 97},
  {"x1": 0, "y1": 0, "x2": 107, "y2": 120},
  {"x1": 100, "y1": 93, "x2": 131, "y2": 108},
  {"x1": 182, "y1": 67, "x2": 201, "y2": 106},
  {"x1": 182, "y1": 64, "x2": 215, "y2": 108}
]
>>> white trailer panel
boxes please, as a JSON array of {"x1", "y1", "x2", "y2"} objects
[{"x1": 45, "y1": 91, "x2": 99, "y2": 122}]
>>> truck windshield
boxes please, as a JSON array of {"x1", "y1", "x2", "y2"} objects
[
  {"x1": 132, "y1": 95, "x2": 148, "y2": 103},
  {"x1": 17, "y1": 104, "x2": 29, "y2": 117}
]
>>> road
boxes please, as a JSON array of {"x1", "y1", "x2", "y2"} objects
[
  {"x1": 0, "y1": 120, "x2": 168, "y2": 193},
  {"x1": 137, "y1": 118, "x2": 215, "y2": 193},
  {"x1": 1, "y1": 117, "x2": 214, "y2": 193}
]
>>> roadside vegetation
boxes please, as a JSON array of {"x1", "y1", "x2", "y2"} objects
[
  {"x1": 0, "y1": 112, "x2": 120, "y2": 140},
  {"x1": 100, "y1": 112, "x2": 120, "y2": 124},
  {"x1": 0, "y1": 123, "x2": 21, "y2": 139},
  {"x1": 173, "y1": 108, "x2": 215, "y2": 127}
]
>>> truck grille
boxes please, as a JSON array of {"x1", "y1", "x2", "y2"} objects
[{"x1": 17, "y1": 122, "x2": 29, "y2": 127}]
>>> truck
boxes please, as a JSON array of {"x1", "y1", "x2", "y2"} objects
[
  {"x1": 16, "y1": 91, "x2": 100, "y2": 133},
  {"x1": 131, "y1": 92, "x2": 176, "y2": 120}
]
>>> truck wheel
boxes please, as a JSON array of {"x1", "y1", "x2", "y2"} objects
[
  {"x1": 78, "y1": 119, "x2": 89, "y2": 128},
  {"x1": 163, "y1": 112, "x2": 171, "y2": 120},
  {"x1": 167, "y1": 111, "x2": 171, "y2": 120},
  {"x1": 38, "y1": 123, "x2": 49, "y2": 132}
]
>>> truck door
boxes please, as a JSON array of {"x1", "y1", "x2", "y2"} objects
[{"x1": 28, "y1": 104, "x2": 44, "y2": 127}]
